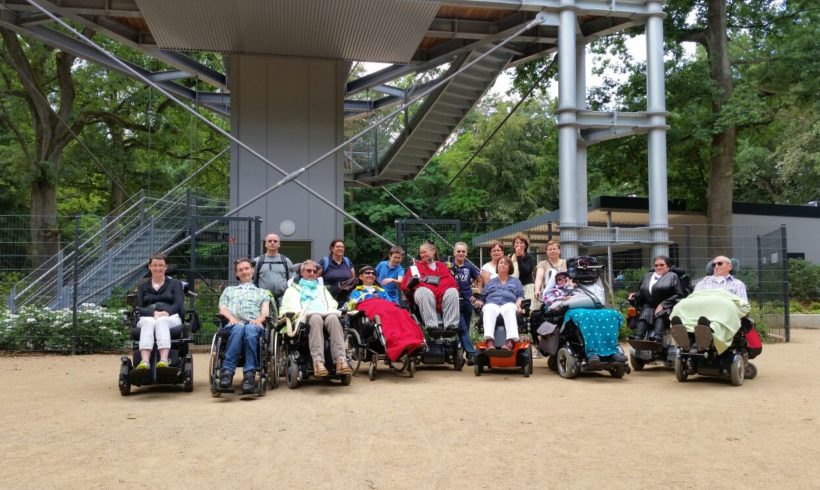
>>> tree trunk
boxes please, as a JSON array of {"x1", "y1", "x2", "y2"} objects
[{"x1": 705, "y1": 0, "x2": 735, "y2": 257}]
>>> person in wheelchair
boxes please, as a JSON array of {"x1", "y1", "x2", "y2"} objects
[
  {"x1": 217, "y1": 258, "x2": 273, "y2": 393},
  {"x1": 542, "y1": 271, "x2": 574, "y2": 310},
  {"x1": 472, "y1": 256, "x2": 523, "y2": 350},
  {"x1": 627, "y1": 255, "x2": 684, "y2": 343},
  {"x1": 280, "y1": 260, "x2": 353, "y2": 377},
  {"x1": 401, "y1": 241, "x2": 460, "y2": 333},
  {"x1": 346, "y1": 265, "x2": 425, "y2": 362},
  {"x1": 134, "y1": 254, "x2": 185, "y2": 370},
  {"x1": 670, "y1": 256, "x2": 749, "y2": 353}
]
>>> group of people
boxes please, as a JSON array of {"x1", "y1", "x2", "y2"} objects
[
  {"x1": 132, "y1": 228, "x2": 752, "y2": 390},
  {"x1": 629, "y1": 253, "x2": 751, "y2": 353}
]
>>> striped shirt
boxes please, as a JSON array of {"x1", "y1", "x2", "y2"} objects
[
  {"x1": 219, "y1": 282, "x2": 271, "y2": 322},
  {"x1": 694, "y1": 274, "x2": 748, "y2": 301}
]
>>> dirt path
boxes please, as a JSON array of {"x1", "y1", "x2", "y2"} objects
[{"x1": 1, "y1": 331, "x2": 819, "y2": 489}]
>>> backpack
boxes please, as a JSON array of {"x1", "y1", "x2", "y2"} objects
[
  {"x1": 253, "y1": 254, "x2": 291, "y2": 288},
  {"x1": 566, "y1": 256, "x2": 601, "y2": 285}
]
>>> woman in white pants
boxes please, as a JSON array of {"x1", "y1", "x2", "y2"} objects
[
  {"x1": 473, "y1": 256, "x2": 523, "y2": 350},
  {"x1": 135, "y1": 255, "x2": 184, "y2": 369}
]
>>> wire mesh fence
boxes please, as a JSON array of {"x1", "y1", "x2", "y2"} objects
[
  {"x1": 0, "y1": 214, "x2": 260, "y2": 353},
  {"x1": 2, "y1": 213, "x2": 813, "y2": 352},
  {"x1": 466, "y1": 220, "x2": 798, "y2": 341}
]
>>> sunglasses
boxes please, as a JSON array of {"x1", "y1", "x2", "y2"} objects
[
  {"x1": 654, "y1": 263, "x2": 667, "y2": 267},
  {"x1": 362, "y1": 271, "x2": 375, "y2": 276},
  {"x1": 303, "y1": 268, "x2": 318, "y2": 274},
  {"x1": 712, "y1": 261, "x2": 726, "y2": 267},
  {"x1": 455, "y1": 250, "x2": 467, "y2": 254}
]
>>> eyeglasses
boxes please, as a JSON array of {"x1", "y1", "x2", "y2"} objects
[
  {"x1": 712, "y1": 261, "x2": 725, "y2": 267},
  {"x1": 455, "y1": 250, "x2": 467, "y2": 254},
  {"x1": 654, "y1": 263, "x2": 667, "y2": 267},
  {"x1": 362, "y1": 271, "x2": 375, "y2": 276},
  {"x1": 303, "y1": 268, "x2": 318, "y2": 274}
]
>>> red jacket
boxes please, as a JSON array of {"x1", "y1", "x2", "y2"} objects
[{"x1": 401, "y1": 260, "x2": 457, "y2": 308}]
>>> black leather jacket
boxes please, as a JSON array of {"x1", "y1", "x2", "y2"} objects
[{"x1": 635, "y1": 271, "x2": 683, "y2": 322}]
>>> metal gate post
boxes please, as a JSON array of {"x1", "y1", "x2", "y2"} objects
[
  {"x1": 254, "y1": 217, "x2": 262, "y2": 258},
  {"x1": 188, "y1": 214, "x2": 197, "y2": 291},
  {"x1": 72, "y1": 215, "x2": 80, "y2": 355},
  {"x1": 781, "y1": 225, "x2": 790, "y2": 342}
]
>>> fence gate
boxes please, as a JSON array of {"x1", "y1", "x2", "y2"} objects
[
  {"x1": 756, "y1": 225, "x2": 790, "y2": 341},
  {"x1": 396, "y1": 219, "x2": 461, "y2": 261}
]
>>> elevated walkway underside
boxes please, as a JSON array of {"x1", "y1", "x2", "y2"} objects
[{"x1": 0, "y1": 0, "x2": 650, "y2": 186}]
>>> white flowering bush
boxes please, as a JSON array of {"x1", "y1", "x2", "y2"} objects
[{"x1": 0, "y1": 304, "x2": 128, "y2": 352}]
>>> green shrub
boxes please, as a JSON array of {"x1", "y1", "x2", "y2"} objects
[
  {"x1": 788, "y1": 258, "x2": 820, "y2": 303},
  {"x1": 0, "y1": 305, "x2": 128, "y2": 352}
]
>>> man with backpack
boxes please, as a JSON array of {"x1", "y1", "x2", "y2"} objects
[{"x1": 253, "y1": 233, "x2": 293, "y2": 308}]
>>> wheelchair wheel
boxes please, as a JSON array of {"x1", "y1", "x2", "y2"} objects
[
  {"x1": 609, "y1": 364, "x2": 627, "y2": 378},
  {"x1": 368, "y1": 361, "x2": 377, "y2": 381},
  {"x1": 286, "y1": 359, "x2": 300, "y2": 389},
  {"x1": 522, "y1": 350, "x2": 533, "y2": 378},
  {"x1": 340, "y1": 372, "x2": 353, "y2": 386},
  {"x1": 745, "y1": 362, "x2": 758, "y2": 380},
  {"x1": 547, "y1": 355, "x2": 558, "y2": 372},
  {"x1": 209, "y1": 333, "x2": 223, "y2": 398},
  {"x1": 346, "y1": 328, "x2": 363, "y2": 375},
  {"x1": 556, "y1": 347, "x2": 578, "y2": 379},
  {"x1": 408, "y1": 358, "x2": 415, "y2": 378},
  {"x1": 453, "y1": 344, "x2": 464, "y2": 371},
  {"x1": 474, "y1": 361, "x2": 483, "y2": 376},
  {"x1": 270, "y1": 333, "x2": 281, "y2": 390},
  {"x1": 183, "y1": 357, "x2": 194, "y2": 393},
  {"x1": 674, "y1": 357, "x2": 688, "y2": 382},
  {"x1": 630, "y1": 354, "x2": 645, "y2": 372},
  {"x1": 118, "y1": 361, "x2": 131, "y2": 396},
  {"x1": 730, "y1": 354, "x2": 745, "y2": 386}
]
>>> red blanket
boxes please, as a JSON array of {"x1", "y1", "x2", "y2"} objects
[{"x1": 356, "y1": 298, "x2": 425, "y2": 362}]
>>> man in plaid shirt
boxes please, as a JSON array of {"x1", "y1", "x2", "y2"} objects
[{"x1": 218, "y1": 258, "x2": 272, "y2": 393}]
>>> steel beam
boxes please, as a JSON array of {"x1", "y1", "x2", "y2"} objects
[{"x1": 0, "y1": 13, "x2": 229, "y2": 114}]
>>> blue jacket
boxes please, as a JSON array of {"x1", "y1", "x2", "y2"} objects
[{"x1": 484, "y1": 276, "x2": 524, "y2": 306}]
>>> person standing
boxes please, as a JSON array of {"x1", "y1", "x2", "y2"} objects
[
  {"x1": 510, "y1": 234, "x2": 536, "y2": 303},
  {"x1": 318, "y1": 239, "x2": 355, "y2": 304},
  {"x1": 253, "y1": 233, "x2": 293, "y2": 308},
  {"x1": 451, "y1": 242, "x2": 481, "y2": 365},
  {"x1": 375, "y1": 246, "x2": 405, "y2": 304}
]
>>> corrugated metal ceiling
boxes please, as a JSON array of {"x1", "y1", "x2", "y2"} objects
[{"x1": 135, "y1": 0, "x2": 441, "y2": 63}]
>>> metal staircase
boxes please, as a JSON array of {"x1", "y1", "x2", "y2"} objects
[
  {"x1": 349, "y1": 45, "x2": 515, "y2": 187},
  {"x1": 9, "y1": 189, "x2": 226, "y2": 311}
]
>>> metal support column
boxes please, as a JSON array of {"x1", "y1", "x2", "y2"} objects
[
  {"x1": 575, "y1": 41, "x2": 588, "y2": 226},
  {"x1": 557, "y1": 0, "x2": 579, "y2": 258},
  {"x1": 646, "y1": 0, "x2": 669, "y2": 257}
]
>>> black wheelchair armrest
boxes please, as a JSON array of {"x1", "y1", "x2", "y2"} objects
[
  {"x1": 185, "y1": 310, "x2": 201, "y2": 333},
  {"x1": 406, "y1": 277, "x2": 419, "y2": 289}
]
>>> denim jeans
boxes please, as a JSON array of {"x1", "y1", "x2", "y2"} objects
[
  {"x1": 459, "y1": 300, "x2": 476, "y2": 355},
  {"x1": 222, "y1": 323, "x2": 261, "y2": 374}
]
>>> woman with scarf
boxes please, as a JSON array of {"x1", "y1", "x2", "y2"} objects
[
  {"x1": 280, "y1": 260, "x2": 352, "y2": 377},
  {"x1": 346, "y1": 265, "x2": 425, "y2": 362}
]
